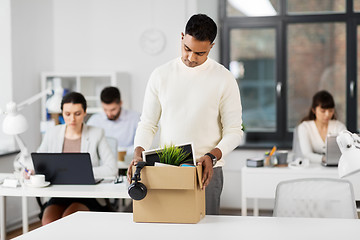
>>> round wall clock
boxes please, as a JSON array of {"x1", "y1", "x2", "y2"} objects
[{"x1": 140, "y1": 29, "x2": 166, "y2": 55}]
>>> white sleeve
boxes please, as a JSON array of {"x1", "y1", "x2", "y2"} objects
[
  {"x1": 298, "y1": 123, "x2": 323, "y2": 163},
  {"x1": 133, "y1": 70, "x2": 161, "y2": 150},
  {"x1": 215, "y1": 74, "x2": 243, "y2": 158}
]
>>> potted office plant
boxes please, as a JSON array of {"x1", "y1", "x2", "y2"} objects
[{"x1": 156, "y1": 145, "x2": 191, "y2": 166}]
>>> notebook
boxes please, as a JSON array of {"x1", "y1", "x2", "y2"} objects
[
  {"x1": 322, "y1": 135, "x2": 342, "y2": 167},
  {"x1": 31, "y1": 153, "x2": 103, "y2": 184}
]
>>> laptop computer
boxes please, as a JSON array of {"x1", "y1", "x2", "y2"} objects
[
  {"x1": 31, "y1": 153, "x2": 103, "y2": 184},
  {"x1": 321, "y1": 135, "x2": 342, "y2": 167}
]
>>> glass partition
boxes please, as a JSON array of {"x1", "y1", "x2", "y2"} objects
[{"x1": 287, "y1": 22, "x2": 346, "y2": 129}]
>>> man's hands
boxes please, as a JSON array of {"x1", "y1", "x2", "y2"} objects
[
  {"x1": 197, "y1": 155, "x2": 213, "y2": 189},
  {"x1": 127, "y1": 146, "x2": 145, "y2": 183},
  {"x1": 197, "y1": 148, "x2": 222, "y2": 189}
]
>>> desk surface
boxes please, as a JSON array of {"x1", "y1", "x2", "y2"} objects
[
  {"x1": 242, "y1": 163, "x2": 338, "y2": 174},
  {"x1": 0, "y1": 173, "x2": 130, "y2": 240},
  {"x1": 15, "y1": 212, "x2": 360, "y2": 240},
  {"x1": 0, "y1": 173, "x2": 130, "y2": 199}
]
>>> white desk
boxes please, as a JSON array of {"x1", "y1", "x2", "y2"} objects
[
  {"x1": 241, "y1": 164, "x2": 347, "y2": 216},
  {"x1": 14, "y1": 212, "x2": 360, "y2": 240},
  {"x1": 0, "y1": 173, "x2": 130, "y2": 240}
]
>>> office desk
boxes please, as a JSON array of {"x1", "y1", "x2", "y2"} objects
[
  {"x1": 0, "y1": 173, "x2": 129, "y2": 240},
  {"x1": 14, "y1": 212, "x2": 360, "y2": 240},
  {"x1": 241, "y1": 164, "x2": 342, "y2": 216}
]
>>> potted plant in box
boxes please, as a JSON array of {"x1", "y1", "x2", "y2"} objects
[{"x1": 156, "y1": 145, "x2": 192, "y2": 166}]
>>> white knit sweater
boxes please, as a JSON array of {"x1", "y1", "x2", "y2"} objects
[
  {"x1": 134, "y1": 57, "x2": 243, "y2": 166},
  {"x1": 298, "y1": 120, "x2": 346, "y2": 163}
]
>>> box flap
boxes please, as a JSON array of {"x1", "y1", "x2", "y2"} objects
[
  {"x1": 140, "y1": 166, "x2": 197, "y2": 190},
  {"x1": 196, "y1": 165, "x2": 203, "y2": 189}
]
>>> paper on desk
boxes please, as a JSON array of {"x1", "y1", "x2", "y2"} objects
[{"x1": 2, "y1": 178, "x2": 19, "y2": 188}]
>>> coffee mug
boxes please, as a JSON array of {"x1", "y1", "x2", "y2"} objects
[
  {"x1": 275, "y1": 150, "x2": 288, "y2": 166},
  {"x1": 118, "y1": 151, "x2": 127, "y2": 162},
  {"x1": 30, "y1": 174, "x2": 45, "y2": 186}
]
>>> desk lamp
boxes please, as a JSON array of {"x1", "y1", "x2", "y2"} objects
[
  {"x1": 336, "y1": 130, "x2": 360, "y2": 178},
  {"x1": 0, "y1": 85, "x2": 63, "y2": 172}
]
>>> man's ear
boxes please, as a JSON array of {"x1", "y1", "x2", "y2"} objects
[{"x1": 181, "y1": 32, "x2": 184, "y2": 39}]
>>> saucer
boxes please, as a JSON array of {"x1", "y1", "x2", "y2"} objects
[{"x1": 25, "y1": 181, "x2": 50, "y2": 188}]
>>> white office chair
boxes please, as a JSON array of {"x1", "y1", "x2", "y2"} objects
[
  {"x1": 106, "y1": 136, "x2": 118, "y2": 159},
  {"x1": 292, "y1": 126, "x2": 303, "y2": 161},
  {"x1": 273, "y1": 178, "x2": 358, "y2": 219},
  {"x1": 105, "y1": 136, "x2": 121, "y2": 211}
]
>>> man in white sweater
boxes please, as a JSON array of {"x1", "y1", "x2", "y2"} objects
[{"x1": 127, "y1": 14, "x2": 243, "y2": 214}]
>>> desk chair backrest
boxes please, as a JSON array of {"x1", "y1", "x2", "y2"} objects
[
  {"x1": 273, "y1": 178, "x2": 358, "y2": 219},
  {"x1": 292, "y1": 126, "x2": 303, "y2": 161},
  {"x1": 106, "y1": 137, "x2": 118, "y2": 159}
]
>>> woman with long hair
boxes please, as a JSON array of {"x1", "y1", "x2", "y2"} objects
[{"x1": 297, "y1": 90, "x2": 346, "y2": 163}]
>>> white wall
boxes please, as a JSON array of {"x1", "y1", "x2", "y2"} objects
[
  {"x1": 51, "y1": 0, "x2": 219, "y2": 112},
  {"x1": 0, "y1": 0, "x2": 54, "y2": 232},
  {"x1": 0, "y1": 0, "x2": 14, "y2": 150},
  {"x1": 11, "y1": 0, "x2": 54, "y2": 152}
]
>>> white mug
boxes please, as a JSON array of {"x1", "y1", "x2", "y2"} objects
[{"x1": 30, "y1": 174, "x2": 45, "y2": 186}]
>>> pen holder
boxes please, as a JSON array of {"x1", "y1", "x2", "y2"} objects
[
  {"x1": 264, "y1": 154, "x2": 270, "y2": 167},
  {"x1": 264, "y1": 154, "x2": 277, "y2": 167},
  {"x1": 270, "y1": 155, "x2": 278, "y2": 166}
]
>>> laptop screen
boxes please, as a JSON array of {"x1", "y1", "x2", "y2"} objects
[
  {"x1": 31, "y1": 153, "x2": 100, "y2": 184},
  {"x1": 323, "y1": 135, "x2": 342, "y2": 166}
]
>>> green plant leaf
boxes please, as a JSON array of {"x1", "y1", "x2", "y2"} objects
[{"x1": 157, "y1": 144, "x2": 191, "y2": 166}]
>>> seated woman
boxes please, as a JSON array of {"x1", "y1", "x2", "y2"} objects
[
  {"x1": 37, "y1": 92, "x2": 117, "y2": 225},
  {"x1": 297, "y1": 90, "x2": 346, "y2": 164}
]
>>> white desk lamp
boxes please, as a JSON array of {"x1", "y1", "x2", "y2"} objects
[
  {"x1": 1, "y1": 85, "x2": 63, "y2": 172},
  {"x1": 337, "y1": 130, "x2": 360, "y2": 178}
]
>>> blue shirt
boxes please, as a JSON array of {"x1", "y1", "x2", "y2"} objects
[{"x1": 87, "y1": 109, "x2": 140, "y2": 153}]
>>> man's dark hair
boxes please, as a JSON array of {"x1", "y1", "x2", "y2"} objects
[
  {"x1": 61, "y1": 92, "x2": 87, "y2": 112},
  {"x1": 100, "y1": 86, "x2": 121, "y2": 104},
  {"x1": 185, "y1": 14, "x2": 217, "y2": 43}
]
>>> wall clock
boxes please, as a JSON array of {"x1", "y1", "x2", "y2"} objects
[{"x1": 140, "y1": 29, "x2": 166, "y2": 55}]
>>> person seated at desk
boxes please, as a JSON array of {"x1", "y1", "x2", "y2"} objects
[
  {"x1": 37, "y1": 92, "x2": 117, "y2": 225},
  {"x1": 297, "y1": 90, "x2": 346, "y2": 164},
  {"x1": 87, "y1": 86, "x2": 140, "y2": 158}
]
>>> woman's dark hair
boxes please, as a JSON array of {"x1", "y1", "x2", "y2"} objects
[
  {"x1": 301, "y1": 90, "x2": 336, "y2": 122},
  {"x1": 100, "y1": 86, "x2": 121, "y2": 104},
  {"x1": 185, "y1": 14, "x2": 217, "y2": 43},
  {"x1": 61, "y1": 92, "x2": 87, "y2": 112}
]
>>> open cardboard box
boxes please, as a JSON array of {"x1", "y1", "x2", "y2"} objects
[{"x1": 133, "y1": 143, "x2": 205, "y2": 223}]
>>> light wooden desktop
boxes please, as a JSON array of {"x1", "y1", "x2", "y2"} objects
[
  {"x1": 241, "y1": 163, "x2": 360, "y2": 216},
  {"x1": 14, "y1": 212, "x2": 360, "y2": 240},
  {"x1": 0, "y1": 173, "x2": 130, "y2": 240}
]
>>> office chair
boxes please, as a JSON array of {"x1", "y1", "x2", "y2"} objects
[
  {"x1": 292, "y1": 126, "x2": 303, "y2": 161},
  {"x1": 36, "y1": 197, "x2": 119, "y2": 220},
  {"x1": 106, "y1": 136, "x2": 118, "y2": 159},
  {"x1": 273, "y1": 178, "x2": 358, "y2": 219},
  {"x1": 105, "y1": 136, "x2": 121, "y2": 211}
]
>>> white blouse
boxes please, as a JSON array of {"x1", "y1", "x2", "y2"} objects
[{"x1": 297, "y1": 120, "x2": 346, "y2": 163}]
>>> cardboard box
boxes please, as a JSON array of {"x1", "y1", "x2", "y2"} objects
[{"x1": 133, "y1": 165, "x2": 205, "y2": 223}]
